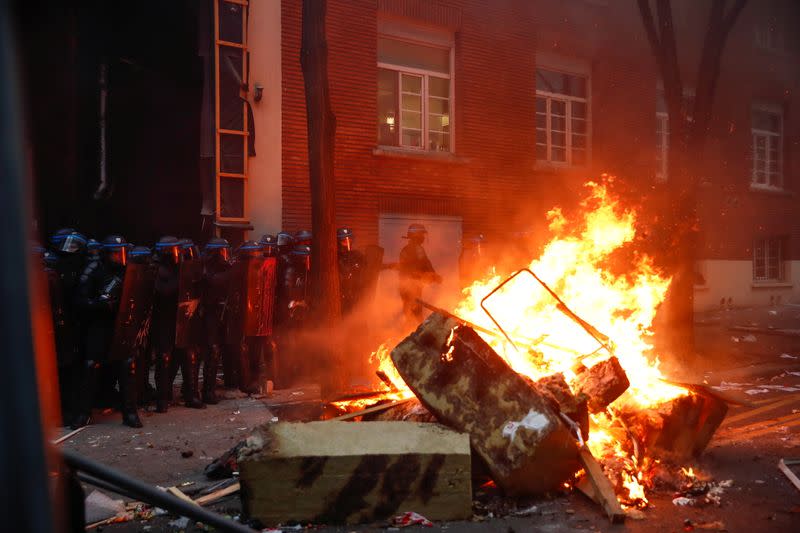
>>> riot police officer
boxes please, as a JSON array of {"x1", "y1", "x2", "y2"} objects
[
  {"x1": 49, "y1": 229, "x2": 88, "y2": 425},
  {"x1": 337, "y1": 227, "x2": 367, "y2": 315},
  {"x1": 74, "y1": 235, "x2": 143, "y2": 428},
  {"x1": 397, "y1": 224, "x2": 441, "y2": 327},
  {"x1": 294, "y1": 229, "x2": 312, "y2": 247},
  {"x1": 170, "y1": 239, "x2": 206, "y2": 409},
  {"x1": 201, "y1": 238, "x2": 231, "y2": 404},
  {"x1": 128, "y1": 246, "x2": 156, "y2": 406},
  {"x1": 286, "y1": 243, "x2": 311, "y2": 326},
  {"x1": 151, "y1": 236, "x2": 181, "y2": 412},
  {"x1": 459, "y1": 234, "x2": 490, "y2": 287}
]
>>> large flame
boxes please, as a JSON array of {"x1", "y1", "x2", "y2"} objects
[{"x1": 360, "y1": 178, "x2": 688, "y2": 506}]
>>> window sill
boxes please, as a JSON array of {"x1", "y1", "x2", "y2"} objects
[
  {"x1": 750, "y1": 185, "x2": 792, "y2": 196},
  {"x1": 214, "y1": 220, "x2": 254, "y2": 230},
  {"x1": 373, "y1": 146, "x2": 469, "y2": 164},
  {"x1": 751, "y1": 281, "x2": 792, "y2": 289},
  {"x1": 693, "y1": 284, "x2": 710, "y2": 291}
]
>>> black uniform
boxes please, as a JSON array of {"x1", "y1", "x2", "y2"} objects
[
  {"x1": 397, "y1": 224, "x2": 441, "y2": 326},
  {"x1": 73, "y1": 235, "x2": 142, "y2": 428},
  {"x1": 151, "y1": 237, "x2": 181, "y2": 413},
  {"x1": 337, "y1": 227, "x2": 366, "y2": 315},
  {"x1": 200, "y1": 238, "x2": 232, "y2": 403}
]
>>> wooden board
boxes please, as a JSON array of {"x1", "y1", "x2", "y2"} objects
[
  {"x1": 391, "y1": 312, "x2": 580, "y2": 496},
  {"x1": 237, "y1": 421, "x2": 472, "y2": 525}
]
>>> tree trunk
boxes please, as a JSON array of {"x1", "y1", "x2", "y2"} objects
[
  {"x1": 637, "y1": 0, "x2": 746, "y2": 361},
  {"x1": 300, "y1": 0, "x2": 342, "y2": 393}
]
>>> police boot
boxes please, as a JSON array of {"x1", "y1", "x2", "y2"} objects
[
  {"x1": 71, "y1": 360, "x2": 99, "y2": 429},
  {"x1": 168, "y1": 352, "x2": 181, "y2": 402},
  {"x1": 182, "y1": 350, "x2": 206, "y2": 409},
  {"x1": 136, "y1": 349, "x2": 155, "y2": 407},
  {"x1": 155, "y1": 352, "x2": 171, "y2": 413},
  {"x1": 203, "y1": 345, "x2": 221, "y2": 405},
  {"x1": 238, "y1": 340, "x2": 256, "y2": 394},
  {"x1": 119, "y1": 358, "x2": 143, "y2": 428}
]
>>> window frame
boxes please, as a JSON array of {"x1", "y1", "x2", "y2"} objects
[
  {"x1": 535, "y1": 66, "x2": 591, "y2": 168},
  {"x1": 753, "y1": 237, "x2": 785, "y2": 282},
  {"x1": 750, "y1": 105, "x2": 784, "y2": 191},
  {"x1": 377, "y1": 34, "x2": 455, "y2": 153}
]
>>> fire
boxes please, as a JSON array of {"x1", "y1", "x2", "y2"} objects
[
  {"x1": 454, "y1": 179, "x2": 684, "y2": 409},
  {"x1": 681, "y1": 466, "x2": 696, "y2": 479},
  {"x1": 360, "y1": 177, "x2": 689, "y2": 505}
]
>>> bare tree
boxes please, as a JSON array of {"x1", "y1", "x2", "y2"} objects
[
  {"x1": 300, "y1": 0, "x2": 342, "y2": 390},
  {"x1": 637, "y1": 0, "x2": 746, "y2": 355}
]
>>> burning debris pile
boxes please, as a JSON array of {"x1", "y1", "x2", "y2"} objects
[{"x1": 238, "y1": 180, "x2": 730, "y2": 526}]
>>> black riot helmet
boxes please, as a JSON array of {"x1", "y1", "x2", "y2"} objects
[
  {"x1": 236, "y1": 240, "x2": 263, "y2": 260},
  {"x1": 291, "y1": 243, "x2": 312, "y2": 271},
  {"x1": 129, "y1": 246, "x2": 152, "y2": 265},
  {"x1": 403, "y1": 223, "x2": 427, "y2": 244},
  {"x1": 276, "y1": 231, "x2": 295, "y2": 255},
  {"x1": 337, "y1": 227, "x2": 354, "y2": 253},
  {"x1": 102, "y1": 235, "x2": 128, "y2": 267},
  {"x1": 180, "y1": 238, "x2": 200, "y2": 261},
  {"x1": 294, "y1": 229, "x2": 312, "y2": 246},
  {"x1": 52, "y1": 229, "x2": 88, "y2": 255},
  {"x1": 259, "y1": 234, "x2": 278, "y2": 257},
  {"x1": 155, "y1": 236, "x2": 181, "y2": 265},
  {"x1": 49, "y1": 227, "x2": 75, "y2": 249},
  {"x1": 204, "y1": 237, "x2": 231, "y2": 263}
]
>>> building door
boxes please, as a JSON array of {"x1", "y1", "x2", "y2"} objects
[{"x1": 377, "y1": 214, "x2": 463, "y2": 324}]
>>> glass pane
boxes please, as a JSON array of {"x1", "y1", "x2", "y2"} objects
[
  {"x1": 220, "y1": 134, "x2": 245, "y2": 174},
  {"x1": 551, "y1": 100, "x2": 566, "y2": 116},
  {"x1": 536, "y1": 143, "x2": 547, "y2": 160},
  {"x1": 536, "y1": 69, "x2": 564, "y2": 93},
  {"x1": 402, "y1": 94, "x2": 421, "y2": 112},
  {"x1": 572, "y1": 101, "x2": 587, "y2": 119},
  {"x1": 403, "y1": 110, "x2": 421, "y2": 129},
  {"x1": 536, "y1": 113, "x2": 547, "y2": 129},
  {"x1": 429, "y1": 132, "x2": 450, "y2": 152},
  {"x1": 218, "y1": 1, "x2": 244, "y2": 44},
  {"x1": 429, "y1": 77, "x2": 449, "y2": 98},
  {"x1": 551, "y1": 147, "x2": 566, "y2": 162},
  {"x1": 219, "y1": 47, "x2": 245, "y2": 131},
  {"x1": 536, "y1": 69, "x2": 587, "y2": 97},
  {"x1": 572, "y1": 148, "x2": 586, "y2": 165},
  {"x1": 572, "y1": 118, "x2": 586, "y2": 135},
  {"x1": 401, "y1": 129, "x2": 422, "y2": 148},
  {"x1": 220, "y1": 177, "x2": 244, "y2": 218},
  {"x1": 753, "y1": 109, "x2": 781, "y2": 132},
  {"x1": 401, "y1": 74, "x2": 422, "y2": 93},
  {"x1": 551, "y1": 131, "x2": 566, "y2": 147},
  {"x1": 536, "y1": 129, "x2": 547, "y2": 145},
  {"x1": 377, "y1": 69, "x2": 399, "y2": 146},
  {"x1": 551, "y1": 116, "x2": 566, "y2": 131},
  {"x1": 429, "y1": 97, "x2": 449, "y2": 115},
  {"x1": 536, "y1": 97, "x2": 547, "y2": 113},
  {"x1": 378, "y1": 37, "x2": 450, "y2": 73},
  {"x1": 572, "y1": 134, "x2": 586, "y2": 148},
  {"x1": 429, "y1": 114, "x2": 450, "y2": 132}
]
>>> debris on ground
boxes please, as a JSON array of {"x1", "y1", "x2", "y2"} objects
[
  {"x1": 84, "y1": 490, "x2": 127, "y2": 524},
  {"x1": 390, "y1": 511, "x2": 434, "y2": 527}
]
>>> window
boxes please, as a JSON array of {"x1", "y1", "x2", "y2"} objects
[
  {"x1": 377, "y1": 36, "x2": 452, "y2": 152},
  {"x1": 751, "y1": 106, "x2": 783, "y2": 189},
  {"x1": 753, "y1": 237, "x2": 785, "y2": 282},
  {"x1": 536, "y1": 68, "x2": 588, "y2": 166}
]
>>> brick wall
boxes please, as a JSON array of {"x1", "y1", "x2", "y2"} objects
[{"x1": 280, "y1": 0, "x2": 799, "y2": 262}]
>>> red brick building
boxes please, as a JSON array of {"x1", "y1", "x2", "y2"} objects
[{"x1": 272, "y1": 0, "x2": 799, "y2": 310}]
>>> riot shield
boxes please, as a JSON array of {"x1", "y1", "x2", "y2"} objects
[
  {"x1": 361, "y1": 244, "x2": 385, "y2": 305},
  {"x1": 175, "y1": 259, "x2": 203, "y2": 349},
  {"x1": 224, "y1": 259, "x2": 246, "y2": 345},
  {"x1": 110, "y1": 262, "x2": 156, "y2": 361},
  {"x1": 243, "y1": 256, "x2": 277, "y2": 337}
]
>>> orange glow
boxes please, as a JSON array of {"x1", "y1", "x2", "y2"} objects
[{"x1": 352, "y1": 178, "x2": 689, "y2": 505}]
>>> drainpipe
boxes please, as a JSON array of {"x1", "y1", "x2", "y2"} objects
[{"x1": 93, "y1": 58, "x2": 109, "y2": 200}]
